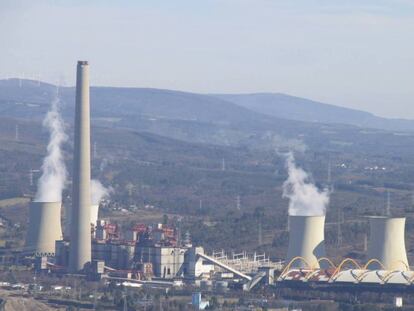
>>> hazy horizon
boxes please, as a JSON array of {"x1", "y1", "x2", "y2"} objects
[{"x1": 1, "y1": 0, "x2": 414, "y2": 119}]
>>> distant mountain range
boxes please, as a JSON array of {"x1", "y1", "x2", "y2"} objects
[
  {"x1": 213, "y1": 93, "x2": 414, "y2": 132},
  {"x1": 0, "y1": 79, "x2": 315, "y2": 147},
  {"x1": 1, "y1": 79, "x2": 413, "y2": 133},
  {"x1": 0, "y1": 79, "x2": 274, "y2": 126},
  {"x1": 1, "y1": 78, "x2": 414, "y2": 155}
]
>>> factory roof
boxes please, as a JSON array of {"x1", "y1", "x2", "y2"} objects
[{"x1": 280, "y1": 269, "x2": 414, "y2": 285}]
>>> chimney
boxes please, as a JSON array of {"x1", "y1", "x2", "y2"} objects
[{"x1": 69, "y1": 61, "x2": 91, "y2": 272}]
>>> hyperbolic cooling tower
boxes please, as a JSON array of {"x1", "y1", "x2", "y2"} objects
[
  {"x1": 367, "y1": 216, "x2": 409, "y2": 271},
  {"x1": 69, "y1": 61, "x2": 92, "y2": 272},
  {"x1": 286, "y1": 215, "x2": 326, "y2": 269},
  {"x1": 25, "y1": 201, "x2": 63, "y2": 256}
]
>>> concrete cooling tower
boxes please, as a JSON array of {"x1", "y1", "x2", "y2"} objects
[
  {"x1": 26, "y1": 201, "x2": 63, "y2": 256},
  {"x1": 69, "y1": 61, "x2": 92, "y2": 272},
  {"x1": 286, "y1": 215, "x2": 326, "y2": 269},
  {"x1": 90, "y1": 204, "x2": 99, "y2": 227},
  {"x1": 367, "y1": 216, "x2": 409, "y2": 271}
]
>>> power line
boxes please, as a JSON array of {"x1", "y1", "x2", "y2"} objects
[
  {"x1": 337, "y1": 207, "x2": 343, "y2": 248},
  {"x1": 15, "y1": 124, "x2": 19, "y2": 141},
  {"x1": 386, "y1": 190, "x2": 391, "y2": 217},
  {"x1": 258, "y1": 220, "x2": 263, "y2": 245}
]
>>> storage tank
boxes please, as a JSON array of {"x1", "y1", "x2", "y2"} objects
[
  {"x1": 286, "y1": 215, "x2": 326, "y2": 269},
  {"x1": 25, "y1": 201, "x2": 63, "y2": 256},
  {"x1": 367, "y1": 216, "x2": 409, "y2": 271}
]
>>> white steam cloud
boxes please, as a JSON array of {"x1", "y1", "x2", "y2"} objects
[
  {"x1": 282, "y1": 153, "x2": 330, "y2": 216},
  {"x1": 34, "y1": 94, "x2": 68, "y2": 202},
  {"x1": 91, "y1": 179, "x2": 110, "y2": 205}
]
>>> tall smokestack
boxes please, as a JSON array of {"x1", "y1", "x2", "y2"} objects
[{"x1": 69, "y1": 61, "x2": 91, "y2": 272}]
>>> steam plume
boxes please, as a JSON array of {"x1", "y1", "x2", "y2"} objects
[
  {"x1": 282, "y1": 153, "x2": 329, "y2": 216},
  {"x1": 34, "y1": 93, "x2": 67, "y2": 202},
  {"x1": 91, "y1": 179, "x2": 110, "y2": 205}
]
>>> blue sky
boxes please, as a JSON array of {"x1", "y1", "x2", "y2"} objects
[{"x1": 1, "y1": 0, "x2": 414, "y2": 118}]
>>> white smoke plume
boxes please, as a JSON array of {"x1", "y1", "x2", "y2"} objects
[
  {"x1": 91, "y1": 179, "x2": 111, "y2": 205},
  {"x1": 34, "y1": 94, "x2": 68, "y2": 202},
  {"x1": 282, "y1": 153, "x2": 330, "y2": 216}
]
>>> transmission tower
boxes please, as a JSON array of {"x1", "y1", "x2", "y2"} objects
[
  {"x1": 363, "y1": 233, "x2": 368, "y2": 252},
  {"x1": 386, "y1": 190, "x2": 391, "y2": 216},
  {"x1": 236, "y1": 195, "x2": 241, "y2": 210},
  {"x1": 29, "y1": 169, "x2": 40, "y2": 186},
  {"x1": 337, "y1": 207, "x2": 343, "y2": 248},
  {"x1": 327, "y1": 158, "x2": 332, "y2": 185},
  {"x1": 93, "y1": 141, "x2": 97, "y2": 159},
  {"x1": 15, "y1": 124, "x2": 19, "y2": 141},
  {"x1": 258, "y1": 220, "x2": 263, "y2": 245}
]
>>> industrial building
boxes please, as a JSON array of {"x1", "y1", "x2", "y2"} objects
[
  {"x1": 51, "y1": 216, "x2": 278, "y2": 292},
  {"x1": 56, "y1": 221, "x2": 213, "y2": 278}
]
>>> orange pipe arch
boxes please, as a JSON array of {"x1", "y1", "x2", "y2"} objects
[
  {"x1": 304, "y1": 257, "x2": 337, "y2": 280},
  {"x1": 304, "y1": 269, "x2": 320, "y2": 280},
  {"x1": 279, "y1": 256, "x2": 412, "y2": 283},
  {"x1": 280, "y1": 256, "x2": 312, "y2": 279},
  {"x1": 382, "y1": 270, "x2": 402, "y2": 283},
  {"x1": 340, "y1": 259, "x2": 384, "y2": 283},
  {"x1": 363, "y1": 258, "x2": 386, "y2": 270},
  {"x1": 354, "y1": 259, "x2": 409, "y2": 283},
  {"x1": 403, "y1": 271, "x2": 414, "y2": 284},
  {"x1": 317, "y1": 257, "x2": 336, "y2": 269},
  {"x1": 355, "y1": 269, "x2": 379, "y2": 282},
  {"x1": 329, "y1": 258, "x2": 362, "y2": 281},
  {"x1": 368, "y1": 267, "x2": 410, "y2": 284}
]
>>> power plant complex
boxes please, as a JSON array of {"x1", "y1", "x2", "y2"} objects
[
  {"x1": 26, "y1": 61, "x2": 95, "y2": 272},
  {"x1": 23, "y1": 61, "x2": 414, "y2": 297}
]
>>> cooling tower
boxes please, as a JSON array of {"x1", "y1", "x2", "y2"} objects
[
  {"x1": 26, "y1": 201, "x2": 63, "y2": 256},
  {"x1": 69, "y1": 61, "x2": 92, "y2": 272},
  {"x1": 90, "y1": 204, "x2": 99, "y2": 227},
  {"x1": 286, "y1": 215, "x2": 326, "y2": 269},
  {"x1": 367, "y1": 216, "x2": 409, "y2": 271}
]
